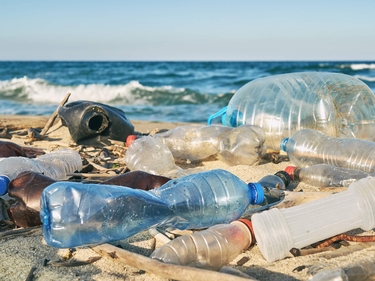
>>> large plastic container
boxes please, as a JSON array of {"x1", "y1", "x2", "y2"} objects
[
  {"x1": 285, "y1": 164, "x2": 373, "y2": 187},
  {"x1": 251, "y1": 176, "x2": 375, "y2": 262},
  {"x1": 150, "y1": 219, "x2": 254, "y2": 270},
  {"x1": 40, "y1": 169, "x2": 265, "y2": 248},
  {"x1": 0, "y1": 148, "x2": 82, "y2": 196},
  {"x1": 208, "y1": 72, "x2": 375, "y2": 151},
  {"x1": 281, "y1": 129, "x2": 375, "y2": 173}
]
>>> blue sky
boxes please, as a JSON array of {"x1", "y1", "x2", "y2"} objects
[{"x1": 1, "y1": 0, "x2": 374, "y2": 61}]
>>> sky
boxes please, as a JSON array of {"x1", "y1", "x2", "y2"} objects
[{"x1": 1, "y1": 0, "x2": 374, "y2": 61}]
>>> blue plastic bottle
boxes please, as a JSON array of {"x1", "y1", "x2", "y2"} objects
[{"x1": 40, "y1": 169, "x2": 264, "y2": 248}]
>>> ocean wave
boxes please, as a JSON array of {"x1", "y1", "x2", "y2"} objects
[
  {"x1": 0, "y1": 76, "x2": 232, "y2": 106},
  {"x1": 339, "y1": 63, "x2": 375, "y2": 70}
]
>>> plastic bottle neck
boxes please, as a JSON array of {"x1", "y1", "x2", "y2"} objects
[
  {"x1": 280, "y1": 138, "x2": 289, "y2": 152},
  {"x1": 248, "y1": 182, "x2": 264, "y2": 205},
  {"x1": 0, "y1": 175, "x2": 10, "y2": 196}
]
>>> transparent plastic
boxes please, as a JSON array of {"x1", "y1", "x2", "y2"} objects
[
  {"x1": 285, "y1": 164, "x2": 373, "y2": 187},
  {"x1": 281, "y1": 129, "x2": 375, "y2": 173},
  {"x1": 154, "y1": 124, "x2": 267, "y2": 165},
  {"x1": 150, "y1": 219, "x2": 254, "y2": 270},
  {"x1": 40, "y1": 169, "x2": 264, "y2": 248},
  {"x1": 251, "y1": 176, "x2": 375, "y2": 262},
  {"x1": 0, "y1": 148, "x2": 82, "y2": 196},
  {"x1": 309, "y1": 260, "x2": 375, "y2": 281},
  {"x1": 125, "y1": 125, "x2": 267, "y2": 177},
  {"x1": 212, "y1": 72, "x2": 375, "y2": 151},
  {"x1": 125, "y1": 135, "x2": 189, "y2": 178}
]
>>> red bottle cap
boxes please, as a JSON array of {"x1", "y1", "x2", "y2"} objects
[
  {"x1": 237, "y1": 218, "x2": 256, "y2": 247},
  {"x1": 126, "y1": 135, "x2": 137, "y2": 147},
  {"x1": 284, "y1": 166, "x2": 296, "y2": 180}
]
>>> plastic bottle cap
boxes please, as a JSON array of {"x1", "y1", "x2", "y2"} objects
[
  {"x1": 284, "y1": 166, "x2": 296, "y2": 180},
  {"x1": 280, "y1": 138, "x2": 289, "y2": 152},
  {"x1": 126, "y1": 135, "x2": 137, "y2": 147},
  {"x1": 236, "y1": 218, "x2": 256, "y2": 246},
  {"x1": 248, "y1": 182, "x2": 264, "y2": 205},
  {"x1": 0, "y1": 176, "x2": 10, "y2": 196}
]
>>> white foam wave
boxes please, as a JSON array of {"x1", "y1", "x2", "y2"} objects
[
  {"x1": 347, "y1": 63, "x2": 375, "y2": 70},
  {"x1": 0, "y1": 76, "x2": 185, "y2": 104}
]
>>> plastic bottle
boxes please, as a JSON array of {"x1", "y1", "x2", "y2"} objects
[
  {"x1": 309, "y1": 260, "x2": 375, "y2": 281},
  {"x1": 7, "y1": 170, "x2": 171, "y2": 228},
  {"x1": 0, "y1": 148, "x2": 82, "y2": 196},
  {"x1": 242, "y1": 171, "x2": 289, "y2": 217},
  {"x1": 150, "y1": 218, "x2": 255, "y2": 270},
  {"x1": 40, "y1": 169, "x2": 265, "y2": 248},
  {"x1": 147, "y1": 124, "x2": 267, "y2": 165},
  {"x1": 281, "y1": 129, "x2": 375, "y2": 173},
  {"x1": 285, "y1": 164, "x2": 374, "y2": 187},
  {"x1": 208, "y1": 72, "x2": 375, "y2": 151},
  {"x1": 251, "y1": 176, "x2": 375, "y2": 262}
]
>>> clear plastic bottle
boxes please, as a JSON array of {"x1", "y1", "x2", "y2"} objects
[
  {"x1": 208, "y1": 72, "x2": 375, "y2": 151},
  {"x1": 40, "y1": 169, "x2": 265, "y2": 248},
  {"x1": 125, "y1": 124, "x2": 266, "y2": 174},
  {"x1": 251, "y1": 176, "x2": 375, "y2": 262},
  {"x1": 152, "y1": 124, "x2": 267, "y2": 165},
  {"x1": 309, "y1": 260, "x2": 375, "y2": 281},
  {"x1": 0, "y1": 148, "x2": 82, "y2": 196},
  {"x1": 285, "y1": 164, "x2": 373, "y2": 187},
  {"x1": 281, "y1": 129, "x2": 375, "y2": 173},
  {"x1": 150, "y1": 218, "x2": 254, "y2": 270}
]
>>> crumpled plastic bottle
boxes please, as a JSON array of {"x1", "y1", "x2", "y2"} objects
[
  {"x1": 208, "y1": 72, "x2": 375, "y2": 151},
  {"x1": 40, "y1": 169, "x2": 265, "y2": 248},
  {"x1": 125, "y1": 124, "x2": 267, "y2": 177}
]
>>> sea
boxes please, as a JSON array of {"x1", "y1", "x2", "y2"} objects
[{"x1": 0, "y1": 61, "x2": 374, "y2": 124}]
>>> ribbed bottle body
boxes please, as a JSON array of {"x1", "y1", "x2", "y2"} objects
[{"x1": 224, "y1": 72, "x2": 375, "y2": 151}]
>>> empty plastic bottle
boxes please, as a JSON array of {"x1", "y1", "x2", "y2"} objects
[
  {"x1": 140, "y1": 124, "x2": 267, "y2": 165},
  {"x1": 150, "y1": 218, "x2": 254, "y2": 270},
  {"x1": 309, "y1": 259, "x2": 375, "y2": 281},
  {"x1": 281, "y1": 129, "x2": 375, "y2": 173},
  {"x1": 285, "y1": 164, "x2": 375, "y2": 187},
  {"x1": 208, "y1": 72, "x2": 375, "y2": 151},
  {"x1": 40, "y1": 169, "x2": 265, "y2": 248},
  {"x1": 0, "y1": 148, "x2": 82, "y2": 196},
  {"x1": 251, "y1": 176, "x2": 375, "y2": 262}
]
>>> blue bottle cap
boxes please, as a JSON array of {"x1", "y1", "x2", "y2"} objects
[
  {"x1": 248, "y1": 182, "x2": 264, "y2": 205},
  {"x1": 0, "y1": 176, "x2": 10, "y2": 196},
  {"x1": 280, "y1": 138, "x2": 289, "y2": 152}
]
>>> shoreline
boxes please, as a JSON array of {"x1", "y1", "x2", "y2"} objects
[{"x1": 0, "y1": 115, "x2": 374, "y2": 281}]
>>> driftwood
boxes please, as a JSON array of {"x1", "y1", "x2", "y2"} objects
[
  {"x1": 40, "y1": 93, "x2": 71, "y2": 135},
  {"x1": 91, "y1": 243, "x2": 258, "y2": 281}
]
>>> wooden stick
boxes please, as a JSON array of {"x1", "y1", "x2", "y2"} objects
[
  {"x1": 40, "y1": 93, "x2": 71, "y2": 135},
  {"x1": 66, "y1": 172, "x2": 116, "y2": 178},
  {"x1": 91, "y1": 243, "x2": 258, "y2": 281}
]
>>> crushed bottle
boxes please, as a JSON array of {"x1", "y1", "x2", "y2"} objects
[{"x1": 40, "y1": 169, "x2": 265, "y2": 248}]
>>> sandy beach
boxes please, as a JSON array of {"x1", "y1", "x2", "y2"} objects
[{"x1": 0, "y1": 115, "x2": 374, "y2": 281}]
